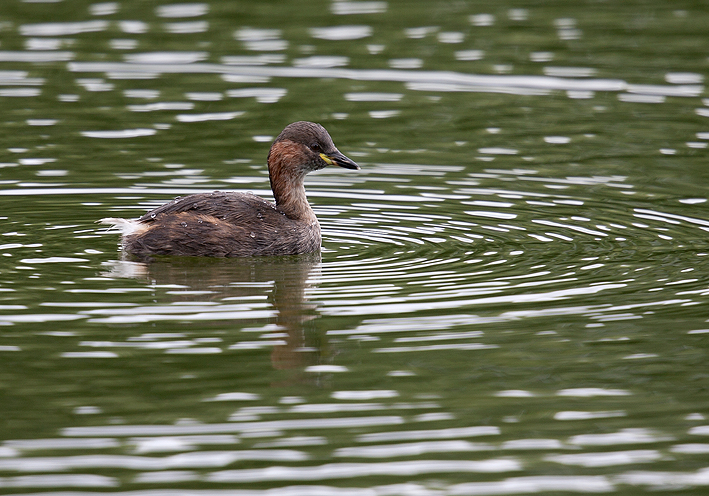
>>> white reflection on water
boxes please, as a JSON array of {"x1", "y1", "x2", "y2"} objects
[
  {"x1": 79, "y1": 339, "x2": 201, "y2": 349},
  {"x1": 19, "y1": 20, "x2": 108, "y2": 37},
  {"x1": 304, "y1": 365, "x2": 348, "y2": 373},
  {"x1": 0, "y1": 314, "x2": 85, "y2": 324},
  {"x1": 85, "y1": 308, "x2": 273, "y2": 323},
  {"x1": 438, "y1": 31, "x2": 465, "y2": 44},
  {"x1": 554, "y1": 411, "x2": 627, "y2": 421},
  {"x1": 345, "y1": 92, "x2": 403, "y2": 102},
  {"x1": 634, "y1": 208, "x2": 709, "y2": 229},
  {"x1": 618, "y1": 93, "x2": 665, "y2": 104},
  {"x1": 63, "y1": 416, "x2": 404, "y2": 436},
  {"x1": 320, "y1": 282, "x2": 626, "y2": 317},
  {"x1": 176, "y1": 111, "x2": 244, "y2": 122},
  {"x1": 155, "y1": 3, "x2": 209, "y2": 18},
  {"x1": 557, "y1": 388, "x2": 631, "y2": 397},
  {"x1": 544, "y1": 66, "x2": 598, "y2": 78},
  {"x1": 374, "y1": 342, "x2": 498, "y2": 353},
  {"x1": 334, "y1": 440, "x2": 493, "y2": 458},
  {"x1": 227, "y1": 87, "x2": 287, "y2": 103},
  {"x1": 234, "y1": 27, "x2": 288, "y2": 51},
  {"x1": 289, "y1": 402, "x2": 439, "y2": 413},
  {"x1": 328, "y1": 315, "x2": 500, "y2": 336},
  {"x1": 456, "y1": 49, "x2": 485, "y2": 61},
  {"x1": 0, "y1": 88, "x2": 41, "y2": 97},
  {"x1": 26, "y1": 118, "x2": 57, "y2": 125},
  {"x1": 470, "y1": 13, "x2": 495, "y2": 26},
  {"x1": 667, "y1": 72, "x2": 704, "y2": 84},
  {"x1": 0, "y1": 474, "x2": 117, "y2": 489},
  {"x1": 450, "y1": 475, "x2": 613, "y2": 494},
  {"x1": 0, "y1": 70, "x2": 43, "y2": 85},
  {"x1": 4, "y1": 438, "x2": 118, "y2": 450},
  {"x1": 569, "y1": 429, "x2": 673, "y2": 446},
  {"x1": 531, "y1": 219, "x2": 607, "y2": 237},
  {"x1": 124, "y1": 52, "x2": 208, "y2": 64},
  {"x1": 672, "y1": 444, "x2": 709, "y2": 454},
  {"x1": 389, "y1": 58, "x2": 423, "y2": 69},
  {"x1": 165, "y1": 21, "x2": 209, "y2": 34},
  {"x1": 547, "y1": 450, "x2": 662, "y2": 467},
  {"x1": 128, "y1": 102, "x2": 195, "y2": 112},
  {"x1": 61, "y1": 351, "x2": 118, "y2": 358},
  {"x1": 0, "y1": 449, "x2": 307, "y2": 471},
  {"x1": 204, "y1": 392, "x2": 261, "y2": 401},
  {"x1": 626, "y1": 83, "x2": 703, "y2": 97},
  {"x1": 185, "y1": 91, "x2": 223, "y2": 101},
  {"x1": 310, "y1": 25, "x2": 372, "y2": 40},
  {"x1": 478, "y1": 147, "x2": 518, "y2": 155},
  {"x1": 495, "y1": 390, "x2": 536, "y2": 398},
  {"x1": 294, "y1": 56, "x2": 349, "y2": 68},
  {"x1": 89, "y1": 2, "x2": 118, "y2": 16},
  {"x1": 207, "y1": 459, "x2": 521, "y2": 482},
  {"x1": 617, "y1": 468, "x2": 709, "y2": 491},
  {"x1": 81, "y1": 129, "x2": 157, "y2": 138},
  {"x1": 119, "y1": 20, "x2": 148, "y2": 34},
  {"x1": 369, "y1": 110, "x2": 400, "y2": 119},
  {"x1": 20, "y1": 257, "x2": 87, "y2": 263},
  {"x1": 332, "y1": 1, "x2": 388, "y2": 15},
  {"x1": 357, "y1": 426, "x2": 499, "y2": 443},
  {"x1": 393, "y1": 330, "x2": 484, "y2": 342},
  {"x1": 221, "y1": 54, "x2": 284, "y2": 67},
  {"x1": 332, "y1": 390, "x2": 398, "y2": 400}
]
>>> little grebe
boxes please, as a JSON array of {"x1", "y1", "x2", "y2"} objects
[{"x1": 101, "y1": 121, "x2": 359, "y2": 258}]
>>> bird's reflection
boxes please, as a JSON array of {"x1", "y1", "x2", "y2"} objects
[{"x1": 103, "y1": 253, "x2": 324, "y2": 374}]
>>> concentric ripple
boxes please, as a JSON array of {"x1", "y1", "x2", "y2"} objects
[{"x1": 310, "y1": 164, "x2": 709, "y2": 324}]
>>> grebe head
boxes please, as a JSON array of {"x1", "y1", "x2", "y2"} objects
[{"x1": 268, "y1": 121, "x2": 359, "y2": 174}]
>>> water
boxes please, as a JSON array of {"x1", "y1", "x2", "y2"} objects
[{"x1": 1, "y1": 0, "x2": 709, "y2": 494}]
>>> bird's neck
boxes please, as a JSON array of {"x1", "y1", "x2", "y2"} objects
[{"x1": 268, "y1": 141, "x2": 317, "y2": 222}]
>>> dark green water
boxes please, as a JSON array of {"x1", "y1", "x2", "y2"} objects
[{"x1": 1, "y1": 0, "x2": 709, "y2": 494}]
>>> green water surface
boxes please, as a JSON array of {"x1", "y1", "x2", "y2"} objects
[{"x1": 1, "y1": 0, "x2": 709, "y2": 494}]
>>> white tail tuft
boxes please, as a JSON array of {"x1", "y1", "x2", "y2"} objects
[{"x1": 98, "y1": 218, "x2": 146, "y2": 236}]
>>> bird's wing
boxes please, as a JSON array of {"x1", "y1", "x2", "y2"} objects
[{"x1": 137, "y1": 192, "x2": 278, "y2": 224}]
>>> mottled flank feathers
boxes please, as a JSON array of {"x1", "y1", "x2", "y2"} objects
[{"x1": 103, "y1": 191, "x2": 320, "y2": 258}]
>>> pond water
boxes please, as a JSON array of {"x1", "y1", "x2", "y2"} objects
[{"x1": 2, "y1": 0, "x2": 709, "y2": 494}]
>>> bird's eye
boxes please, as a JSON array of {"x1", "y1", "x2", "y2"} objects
[{"x1": 310, "y1": 143, "x2": 322, "y2": 152}]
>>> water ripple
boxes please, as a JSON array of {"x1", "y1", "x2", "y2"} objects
[
  {"x1": 2, "y1": 4, "x2": 709, "y2": 493},
  {"x1": 67, "y1": 62, "x2": 679, "y2": 98},
  {"x1": 207, "y1": 459, "x2": 521, "y2": 482}
]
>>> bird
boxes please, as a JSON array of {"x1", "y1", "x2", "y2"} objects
[{"x1": 101, "y1": 121, "x2": 359, "y2": 258}]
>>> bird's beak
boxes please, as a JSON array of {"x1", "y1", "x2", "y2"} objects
[{"x1": 320, "y1": 150, "x2": 360, "y2": 170}]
